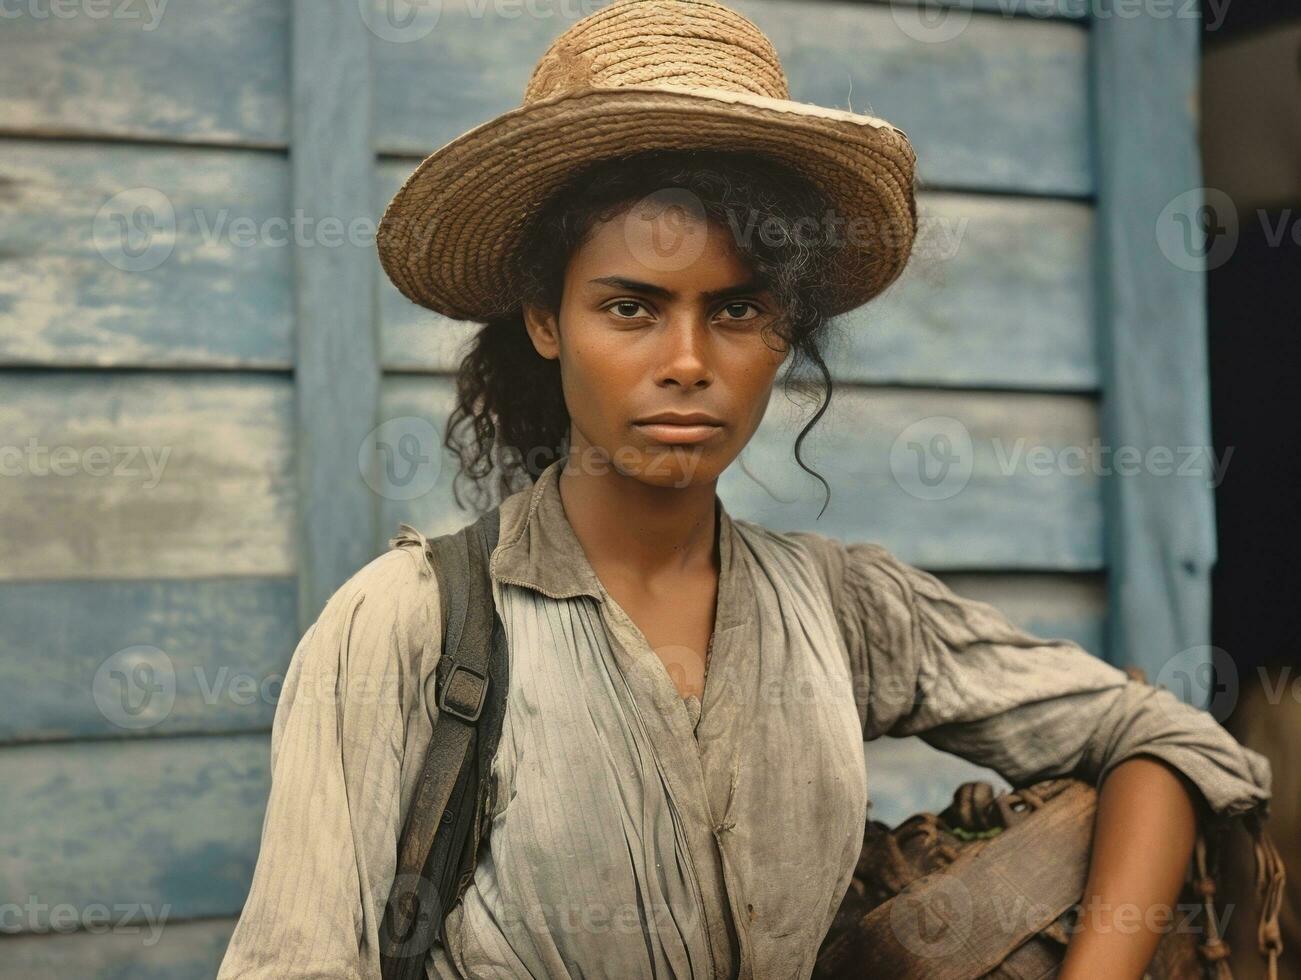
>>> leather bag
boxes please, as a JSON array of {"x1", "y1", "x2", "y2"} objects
[{"x1": 814, "y1": 777, "x2": 1286, "y2": 979}]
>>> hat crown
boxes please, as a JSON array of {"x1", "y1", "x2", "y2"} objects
[{"x1": 524, "y1": 0, "x2": 789, "y2": 104}]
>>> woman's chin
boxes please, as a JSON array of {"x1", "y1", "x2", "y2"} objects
[{"x1": 616, "y1": 445, "x2": 727, "y2": 489}]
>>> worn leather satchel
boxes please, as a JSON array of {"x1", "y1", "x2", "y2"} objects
[{"x1": 815, "y1": 777, "x2": 1285, "y2": 980}]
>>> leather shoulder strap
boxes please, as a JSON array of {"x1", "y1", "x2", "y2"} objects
[{"x1": 379, "y1": 507, "x2": 503, "y2": 980}]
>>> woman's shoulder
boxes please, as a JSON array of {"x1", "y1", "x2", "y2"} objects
[
  {"x1": 270, "y1": 531, "x2": 444, "y2": 732},
  {"x1": 337, "y1": 526, "x2": 440, "y2": 603},
  {"x1": 311, "y1": 524, "x2": 443, "y2": 658}
]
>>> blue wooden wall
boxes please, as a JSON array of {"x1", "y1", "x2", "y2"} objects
[{"x1": 0, "y1": 0, "x2": 1208, "y2": 974}]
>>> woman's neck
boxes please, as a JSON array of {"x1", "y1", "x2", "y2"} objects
[{"x1": 555, "y1": 447, "x2": 719, "y2": 583}]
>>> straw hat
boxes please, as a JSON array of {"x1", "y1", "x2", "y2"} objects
[{"x1": 376, "y1": 0, "x2": 917, "y2": 321}]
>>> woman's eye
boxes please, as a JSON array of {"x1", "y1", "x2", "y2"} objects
[
  {"x1": 719, "y1": 301, "x2": 761, "y2": 322},
  {"x1": 609, "y1": 300, "x2": 650, "y2": 319}
]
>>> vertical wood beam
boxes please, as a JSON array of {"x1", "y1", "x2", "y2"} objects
[
  {"x1": 291, "y1": 0, "x2": 378, "y2": 629},
  {"x1": 1089, "y1": 4, "x2": 1217, "y2": 695}
]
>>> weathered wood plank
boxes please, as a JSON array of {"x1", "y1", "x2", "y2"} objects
[
  {"x1": 0, "y1": 917, "x2": 235, "y2": 980},
  {"x1": 0, "y1": 578, "x2": 296, "y2": 745},
  {"x1": 372, "y1": 1, "x2": 1091, "y2": 196},
  {"x1": 368, "y1": 377, "x2": 480, "y2": 543},
  {"x1": 0, "y1": 735, "x2": 269, "y2": 927},
  {"x1": 0, "y1": 372, "x2": 295, "y2": 581},
  {"x1": 377, "y1": 376, "x2": 1102, "y2": 570},
  {"x1": 0, "y1": 572, "x2": 1102, "y2": 748},
  {"x1": 0, "y1": 139, "x2": 292, "y2": 369},
  {"x1": 0, "y1": 581, "x2": 1097, "y2": 927},
  {"x1": 835, "y1": 193, "x2": 1095, "y2": 388},
  {"x1": 292, "y1": 0, "x2": 381, "y2": 629},
  {"x1": 728, "y1": 386, "x2": 1103, "y2": 569},
  {"x1": 0, "y1": 0, "x2": 1085, "y2": 165},
  {"x1": 0, "y1": 574, "x2": 1101, "y2": 750},
  {"x1": 1090, "y1": 6, "x2": 1215, "y2": 679},
  {"x1": 733, "y1": 1, "x2": 1090, "y2": 194},
  {"x1": 0, "y1": 0, "x2": 289, "y2": 146},
  {"x1": 377, "y1": 178, "x2": 1098, "y2": 391}
]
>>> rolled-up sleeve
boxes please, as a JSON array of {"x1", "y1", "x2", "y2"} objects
[
  {"x1": 793, "y1": 532, "x2": 1271, "y2": 821},
  {"x1": 217, "y1": 532, "x2": 443, "y2": 979}
]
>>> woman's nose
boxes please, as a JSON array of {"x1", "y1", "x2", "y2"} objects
[{"x1": 654, "y1": 317, "x2": 714, "y2": 389}]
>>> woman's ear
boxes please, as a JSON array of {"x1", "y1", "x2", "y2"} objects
[{"x1": 522, "y1": 303, "x2": 561, "y2": 360}]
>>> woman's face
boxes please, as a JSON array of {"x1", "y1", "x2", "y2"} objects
[{"x1": 523, "y1": 202, "x2": 790, "y2": 489}]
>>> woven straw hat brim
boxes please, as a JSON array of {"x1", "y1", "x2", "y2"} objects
[{"x1": 377, "y1": 83, "x2": 918, "y2": 321}]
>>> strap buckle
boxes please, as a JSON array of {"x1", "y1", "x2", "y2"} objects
[{"x1": 437, "y1": 660, "x2": 489, "y2": 723}]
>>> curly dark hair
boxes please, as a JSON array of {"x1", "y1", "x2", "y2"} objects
[{"x1": 445, "y1": 148, "x2": 848, "y2": 515}]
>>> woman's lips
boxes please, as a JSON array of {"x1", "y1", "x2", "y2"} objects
[{"x1": 632, "y1": 422, "x2": 724, "y2": 445}]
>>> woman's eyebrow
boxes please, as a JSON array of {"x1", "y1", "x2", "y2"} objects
[{"x1": 588, "y1": 275, "x2": 768, "y2": 301}]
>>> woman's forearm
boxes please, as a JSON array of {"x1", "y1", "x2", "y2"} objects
[{"x1": 1058, "y1": 755, "x2": 1199, "y2": 979}]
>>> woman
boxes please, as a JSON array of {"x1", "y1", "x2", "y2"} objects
[{"x1": 219, "y1": 1, "x2": 1272, "y2": 978}]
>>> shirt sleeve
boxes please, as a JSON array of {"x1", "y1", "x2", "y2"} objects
[
  {"x1": 791, "y1": 532, "x2": 1271, "y2": 821},
  {"x1": 216, "y1": 529, "x2": 443, "y2": 979}
]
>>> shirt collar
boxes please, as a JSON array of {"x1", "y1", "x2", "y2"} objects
[{"x1": 490, "y1": 456, "x2": 739, "y2": 628}]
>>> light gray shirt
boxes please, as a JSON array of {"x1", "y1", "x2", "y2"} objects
[{"x1": 217, "y1": 457, "x2": 1271, "y2": 980}]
